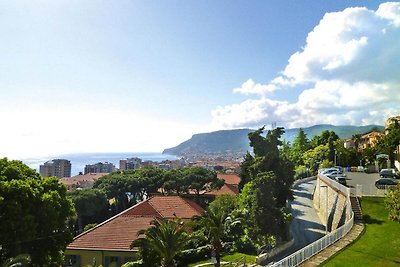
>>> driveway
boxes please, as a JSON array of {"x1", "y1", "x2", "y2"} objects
[
  {"x1": 289, "y1": 180, "x2": 325, "y2": 249},
  {"x1": 261, "y1": 179, "x2": 325, "y2": 265}
]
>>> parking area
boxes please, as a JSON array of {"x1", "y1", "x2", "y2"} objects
[{"x1": 345, "y1": 171, "x2": 391, "y2": 196}]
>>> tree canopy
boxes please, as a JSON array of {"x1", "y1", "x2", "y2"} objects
[
  {"x1": 385, "y1": 184, "x2": 400, "y2": 222},
  {"x1": 238, "y1": 127, "x2": 294, "y2": 243},
  {"x1": 131, "y1": 219, "x2": 189, "y2": 267},
  {"x1": 68, "y1": 188, "x2": 108, "y2": 232},
  {"x1": 0, "y1": 158, "x2": 75, "y2": 266}
]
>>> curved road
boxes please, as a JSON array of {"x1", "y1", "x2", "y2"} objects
[
  {"x1": 262, "y1": 179, "x2": 325, "y2": 265},
  {"x1": 290, "y1": 180, "x2": 325, "y2": 249}
]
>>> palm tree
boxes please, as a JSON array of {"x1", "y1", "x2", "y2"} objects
[
  {"x1": 194, "y1": 208, "x2": 240, "y2": 267},
  {"x1": 130, "y1": 219, "x2": 189, "y2": 267},
  {"x1": 1, "y1": 254, "x2": 31, "y2": 267}
]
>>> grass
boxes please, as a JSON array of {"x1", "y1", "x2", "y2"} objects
[
  {"x1": 188, "y1": 252, "x2": 256, "y2": 267},
  {"x1": 322, "y1": 197, "x2": 400, "y2": 267}
]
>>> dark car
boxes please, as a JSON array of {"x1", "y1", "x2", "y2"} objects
[
  {"x1": 335, "y1": 176, "x2": 347, "y2": 186},
  {"x1": 379, "y1": 169, "x2": 400, "y2": 179},
  {"x1": 375, "y1": 178, "x2": 398, "y2": 189}
]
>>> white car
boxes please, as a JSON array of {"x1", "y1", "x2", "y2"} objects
[{"x1": 320, "y1": 168, "x2": 340, "y2": 175}]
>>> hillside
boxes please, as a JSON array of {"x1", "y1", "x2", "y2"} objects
[{"x1": 162, "y1": 124, "x2": 384, "y2": 156}]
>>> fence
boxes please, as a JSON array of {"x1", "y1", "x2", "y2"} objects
[
  {"x1": 270, "y1": 213, "x2": 354, "y2": 266},
  {"x1": 270, "y1": 175, "x2": 354, "y2": 267}
]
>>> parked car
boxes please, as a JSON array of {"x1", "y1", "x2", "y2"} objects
[
  {"x1": 335, "y1": 176, "x2": 347, "y2": 186},
  {"x1": 375, "y1": 178, "x2": 398, "y2": 189},
  {"x1": 379, "y1": 169, "x2": 400, "y2": 179},
  {"x1": 320, "y1": 168, "x2": 340, "y2": 175},
  {"x1": 326, "y1": 170, "x2": 347, "y2": 179}
]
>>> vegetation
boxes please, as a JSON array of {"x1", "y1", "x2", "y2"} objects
[
  {"x1": 162, "y1": 167, "x2": 223, "y2": 196},
  {"x1": 187, "y1": 252, "x2": 256, "y2": 266},
  {"x1": 0, "y1": 158, "x2": 75, "y2": 266},
  {"x1": 68, "y1": 188, "x2": 108, "y2": 232},
  {"x1": 385, "y1": 184, "x2": 400, "y2": 222},
  {"x1": 130, "y1": 219, "x2": 189, "y2": 267},
  {"x1": 193, "y1": 206, "x2": 240, "y2": 267},
  {"x1": 322, "y1": 197, "x2": 400, "y2": 267},
  {"x1": 162, "y1": 125, "x2": 384, "y2": 156},
  {"x1": 238, "y1": 127, "x2": 294, "y2": 248}
]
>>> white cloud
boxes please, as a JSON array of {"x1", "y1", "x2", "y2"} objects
[
  {"x1": 212, "y1": 2, "x2": 400, "y2": 129},
  {"x1": 233, "y1": 79, "x2": 276, "y2": 95}
]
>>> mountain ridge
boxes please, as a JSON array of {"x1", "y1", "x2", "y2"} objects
[{"x1": 162, "y1": 124, "x2": 384, "y2": 156}]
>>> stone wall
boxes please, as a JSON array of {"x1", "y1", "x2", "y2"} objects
[{"x1": 313, "y1": 175, "x2": 350, "y2": 232}]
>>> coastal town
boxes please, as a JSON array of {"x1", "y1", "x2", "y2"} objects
[{"x1": 1, "y1": 2, "x2": 400, "y2": 267}]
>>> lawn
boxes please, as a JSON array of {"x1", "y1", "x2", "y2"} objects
[
  {"x1": 188, "y1": 252, "x2": 256, "y2": 267},
  {"x1": 322, "y1": 197, "x2": 400, "y2": 267}
]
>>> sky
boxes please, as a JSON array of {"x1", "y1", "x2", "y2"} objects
[{"x1": 1, "y1": 1, "x2": 399, "y2": 159}]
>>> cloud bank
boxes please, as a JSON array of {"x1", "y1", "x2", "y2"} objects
[{"x1": 212, "y1": 2, "x2": 400, "y2": 129}]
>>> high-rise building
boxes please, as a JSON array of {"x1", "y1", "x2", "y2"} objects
[
  {"x1": 119, "y1": 157, "x2": 142, "y2": 170},
  {"x1": 39, "y1": 159, "x2": 71, "y2": 178},
  {"x1": 84, "y1": 162, "x2": 115, "y2": 174}
]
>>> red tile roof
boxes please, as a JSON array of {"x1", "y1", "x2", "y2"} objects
[
  {"x1": 67, "y1": 196, "x2": 203, "y2": 251},
  {"x1": 217, "y1": 174, "x2": 240, "y2": 185},
  {"x1": 148, "y1": 196, "x2": 204, "y2": 218},
  {"x1": 59, "y1": 173, "x2": 108, "y2": 186},
  {"x1": 205, "y1": 183, "x2": 239, "y2": 196}
]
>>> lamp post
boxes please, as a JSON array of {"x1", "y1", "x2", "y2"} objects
[
  {"x1": 321, "y1": 185, "x2": 328, "y2": 235},
  {"x1": 334, "y1": 149, "x2": 337, "y2": 166}
]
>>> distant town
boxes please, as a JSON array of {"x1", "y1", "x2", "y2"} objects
[{"x1": 40, "y1": 154, "x2": 242, "y2": 192}]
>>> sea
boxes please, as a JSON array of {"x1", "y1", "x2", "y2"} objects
[{"x1": 22, "y1": 152, "x2": 178, "y2": 176}]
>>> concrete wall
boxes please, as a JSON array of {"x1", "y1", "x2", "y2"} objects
[{"x1": 313, "y1": 175, "x2": 350, "y2": 232}]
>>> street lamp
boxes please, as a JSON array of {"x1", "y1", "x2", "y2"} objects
[
  {"x1": 334, "y1": 149, "x2": 337, "y2": 166},
  {"x1": 320, "y1": 185, "x2": 328, "y2": 235}
]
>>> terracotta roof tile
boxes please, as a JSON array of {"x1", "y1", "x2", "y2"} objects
[
  {"x1": 67, "y1": 196, "x2": 204, "y2": 251},
  {"x1": 217, "y1": 174, "x2": 240, "y2": 185},
  {"x1": 148, "y1": 196, "x2": 203, "y2": 219},
  {"x1": 68, "y1": 215, "x2": 154, "y2": 251},
  {"x1": 206, "y1": 183, "x2": 239, "y2": 196}
]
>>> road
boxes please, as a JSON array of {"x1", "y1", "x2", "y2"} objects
[
  {"x1": 289, "y1": 180, "x2": 325, "y2": 249},
  {"x1": 262, "y1": 179, "x2": 325, "y2": 265}
]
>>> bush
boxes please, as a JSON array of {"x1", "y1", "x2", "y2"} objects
[
  {"x1": 294, "y1": 166, "x2": 311, "y2": 180},
  {"x1": 121, "y1": 261, "x2": 142, "y2": 267},
  {"x1": 175, "y1": 245, "x2": 212, "y2": 266}
]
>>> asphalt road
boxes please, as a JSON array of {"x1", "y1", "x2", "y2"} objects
[
  {"x1": 345, "y1": 171, "x2": 386, "y2": 196},
  {"x1": 262, "y1": 179, "x2": 325, "y2": 265},
  {"x1": 289, "y1": 180, "x2": 325, "y2": 248}
]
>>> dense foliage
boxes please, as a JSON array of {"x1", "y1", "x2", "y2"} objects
[
  {"x1": 238, "y1": 127, "x2": 294, "y2": 246},
  {"x1": 130, "y1": 219, "x2": 189, "y2": 267},
  {"x1": 385, "y1": 184, "x2": 400, "y2": 222},
  {"x1": 0, "y1": 158, "x2": 75, "y2": 266},
  {"x1": 68, "y1": 188, "x2": 109, "y2": 232}
]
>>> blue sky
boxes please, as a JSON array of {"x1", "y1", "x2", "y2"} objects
[{"x1": 0, "y1": 1, "x2": 399, "y2": 158}]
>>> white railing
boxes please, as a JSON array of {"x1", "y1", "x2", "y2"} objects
[
  {"x1": 270, "y1": 212, "x2": 354, "y2": 267},
  {"x1": 269, "y1": 175, "x2": 354, "y2": 267}
]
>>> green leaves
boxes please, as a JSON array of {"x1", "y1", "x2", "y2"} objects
[
  {"x1": 131, "y1": 219, "x2": 189, "y2": 267},
  {"x1": 385, "y1": 184, "x2": 400, "y2": 222},
  {"x1": 0, "y1": 158, "x2": 74, "y2": 266}
]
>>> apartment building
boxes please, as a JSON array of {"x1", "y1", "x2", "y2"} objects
[
  {"x1": 119, "y1": 157, "x2": 142, "y2": 170},
  {"x1": 84, "y1": 162, "x2": 115, "y2": 174},
  {"x1": 39, "y1": 159, "x2": 71, "y2": 178}
]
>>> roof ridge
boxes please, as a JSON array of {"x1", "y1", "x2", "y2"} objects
[
  {"x1": 181, "y1": 196, "x2": 204, "y2": 214},
  {"x1": 147, "y1": 196, "x2": 165, "y2": 219},
  {"x1": 71, "y1": 197, "x2": 153, "y2": 240}
]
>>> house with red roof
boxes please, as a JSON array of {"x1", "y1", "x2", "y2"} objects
[
  {"x1": 64, "y1": 195, "x2": 203, "y2": 267},
  {"x1": 60, "y1": 173, "x2": 108, "y2": 191},
  {"x1": 206, "y1": 173, "x2": 240, "y2": 196}
]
